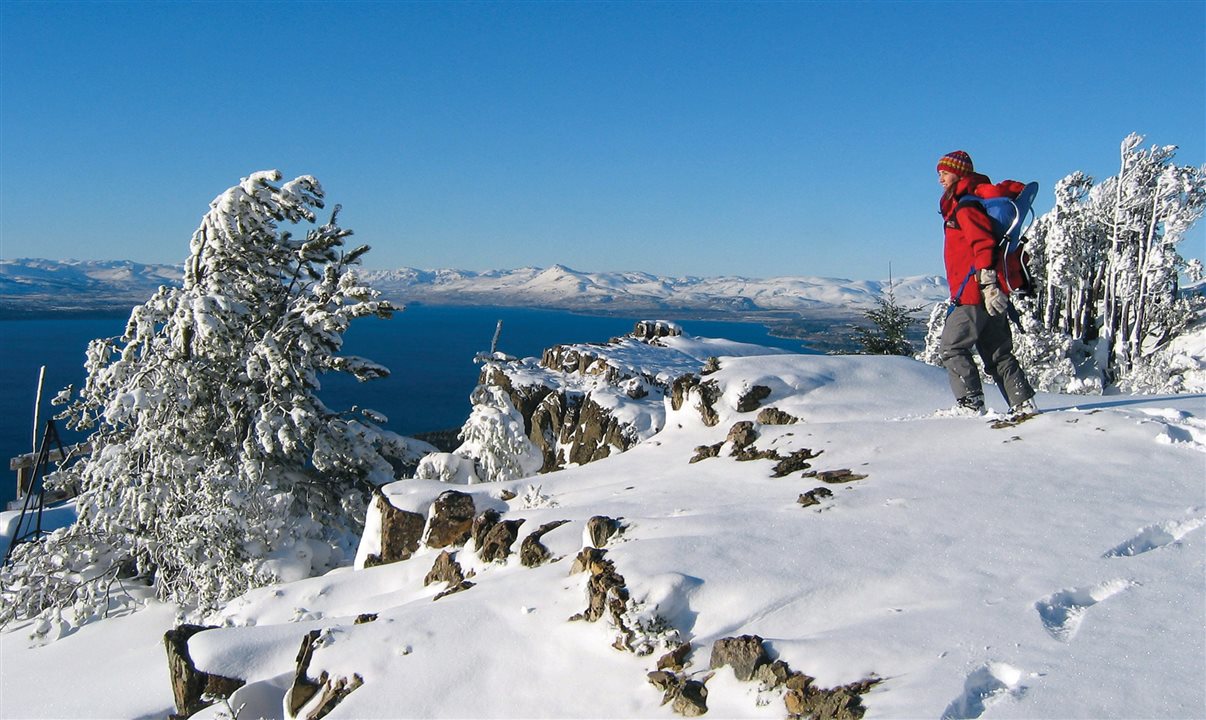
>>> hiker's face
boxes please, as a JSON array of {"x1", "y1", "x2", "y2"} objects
[{"x1": 938, "y1": 170, "x2": 960, "y2": 192}]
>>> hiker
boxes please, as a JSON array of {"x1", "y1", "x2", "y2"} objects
[{"x1": 936, "y1": 150, "x2": 1037, "y2": 417}]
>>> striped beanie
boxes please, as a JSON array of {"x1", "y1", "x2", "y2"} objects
[{"x1": 937, "y1": 150, "x2": 974, "y2": 177}]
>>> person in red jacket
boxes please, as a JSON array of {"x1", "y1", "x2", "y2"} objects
[{"x1": 937, "y1": 150, "x2": 1036, "y2": 417}]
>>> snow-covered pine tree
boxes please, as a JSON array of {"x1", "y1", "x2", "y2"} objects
[
  {"x1": 1028, "y1": 134, "x2": 1205, "y2": 388},
  {"x1": 449, "y1": 363, "x2": 543, "y2": 483},
  {"x1": 1, "y1": 171, "x2": 414, "y2": 634}
]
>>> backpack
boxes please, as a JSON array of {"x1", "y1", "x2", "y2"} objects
[{"x1": 956, "y1": 180, "x2": 1039, "y2": 295}]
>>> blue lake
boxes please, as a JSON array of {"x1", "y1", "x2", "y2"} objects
[{"x1": 0, "y1": 305, "x2": 813, "y2": 506}]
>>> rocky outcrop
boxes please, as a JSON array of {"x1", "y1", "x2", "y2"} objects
[
  {"x1": 647, "y1": 670, "x2": 709, "y2": 717},
  {"x1": 798, "y1": 487, "x2": 834, "y2": 507},
  {"x1": 585, "y1": 515, "x2": 624, "y2": 548},
  {"x1": 364, "y1": 489, "x2": 425, "y2": 568},
  {"x1": 520, "y1": 520, "x2": 571, "y2": 567},
  {"x1": 671, "y1": 374, "x2": 721, "y2": 427},
  {"x1": 736, "y1": 384, "x2": 772, "y2": 413},
  {"x1": 757, "y1": 406, "x2": 798, "y2": 425},
  {"x1": 425, "y1": 550, "x2": 475, "y2": 600},
  {"x1": 709, "y1": 634, "x2": 770, "y2": 682},
  {"x1": 708, "y1": 634, "x2": 879, "y2": 720},
  {"x1": 478, "y1": 518, "x2": 525, "y2": 563},
  {"x1": 424, "y1": 490, "x2": 477, "y2": 548},
  {"x1": 285, "y1": 630, "x2": 363, "y2": 720},
  {"x1": 164, "y1": 624, "x2": 245, "y2": 719}
]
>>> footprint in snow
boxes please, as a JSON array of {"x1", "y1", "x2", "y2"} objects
[
  {"x1": 1137, "y1": 408, "x2": 1206, "y2": 452},
  {"x1": 1034, "y1": 579, "x2": 1133, "y2": 642},
  {"x1": 1103, "y1": 514, "x2": 1206, "y2": 558},
  {"x1": 941, "y1": 662, "x2": 1028, "y2": 719}
]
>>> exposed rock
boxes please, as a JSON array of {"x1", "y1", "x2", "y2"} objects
[
  {"x1": 285, "y1": 630, "x2": 363, "y2": 720},
  {"x1": 164, "y1": 624, "x2": 245, "y2": 719},
  {"x1": 731, "y1": 444, "x2": 779, "y2": 462},
  {"x1": 568, "y1": 396, "x2": 626, "y2": 465},
  {"x1": 798, "y1": 487, "x2": 835, "y2": 507},
  {"x1": 784, "y1": 673, "x2": 879, "y2": 720},
  {"x1": 424, "y1": 490, "x2": 477, "y2": 549},
  {"x1": 647, "y1": 670, "x2": 709, "y2": 716},
  {"x1": 570, "y1": 546, "x2": 609, "y2": 575},
  {"x1": 754, "y1": 659, "x2": 793, "y2": 689},
  {"x1": 569, "y1": 551, "x2": 636, "y2": 653},
  {"x1": 726, "y1": 421, "x2": 759, "y2": 452},
  {"x1": 499, "y1": 488, "x2": 518, "y2": 502},
  {"x1": 673, "y1": 680, "x2": 709, "y2": 717},
  {"x1": 709, "y1": 634, "x2": 770, "y2": 682},
  {"x1": 585, "y1": 515, "x2": 624, "y2": 548},
  {"x1": 809, "y1": 468, "x2": 869, "y2": 483},
  {"x1": 757, "y1": 406, "x2": 798, "y2": 425},
  {"x1": 353, "y1": 613, "x2": 377, "y2": 625},
  {"x1": 424, "y1": 550, "x2": 465, "y2": 587},
  {"x1": 478, "y1": 518, "x2": 526, "y2": 562},
  {"x1": 363, "y1": 489, "x2": 425, "y2": 567},
  {"x1": 633, "y1": 320, "x2": 682, "y2": 340},
  {"x1": 670, "y1": 374, "x2": 721, "y2": 427},
  {"x1": 520, "y1": 519, "x2": 571, "y2": 567},
  {"x1": 772, "y1": 448, "x2": 822, "y2": 477},
  {"x1": 471, "y1": 508, "x2": 501, "y2": 549},
  {"x1": 647, "y1": 669, "x2": 680, "y2": 699},
  {"x1": 575, "y1": 555, "x2": 629, "y2": 623},
  {"x1": 657, "y1": 641, "x2": 693, "y2": 671},
  {"x1": 736, "y1": 384, "x2": 772, "y2": 412},
  {"x1": 701, "y1": 356, "x2": 721, "y2": 375},
  {"x1": 690, "y1": 442, "x2": 723, "y2": 463},
  {"x1": 433, "y1": 581, "x2": 476, "y2": 600}
]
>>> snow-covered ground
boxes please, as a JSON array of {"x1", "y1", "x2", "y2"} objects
[{"x1": 2, "y1": 347, "x2": 1203, "y2": 719}]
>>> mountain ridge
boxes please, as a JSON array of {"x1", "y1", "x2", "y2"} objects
[{"x1": 0, "y1": 258, "x2": 948, "y2": 318}]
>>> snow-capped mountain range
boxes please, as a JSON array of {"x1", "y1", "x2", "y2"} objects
[{"x1": 0, "y1": 259, "x2": 949, "y2": 317}]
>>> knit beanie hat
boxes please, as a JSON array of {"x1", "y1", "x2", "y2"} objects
[{"x1": 937, "y1": 150, "x2": 974, "y2": 177}]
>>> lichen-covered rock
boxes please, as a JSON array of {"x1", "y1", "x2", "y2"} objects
[
  {"x1": 425, "y1": 490, "x2": 476, "y2": 548},
  {"x1": 520, "y1": 519, "x2": 570, "y2": 567},
  {"x1": 471, "y1": 508, "x2": 501, "y2": 549},
  {"x1": 164, "y1": 624, "x2": 245, "y2": 719},
  {"x1": 673, "y1": 680, "x2": 709, "y2": 717},
  {"x1": 285, "y1": 630, "x2": 363, "y2": 720},
  {"x1": 736, "y1": 384, "x2": 772, "y2": 412},
  {"x1": 364, "y1": 490, "x2": 425, "y2": 567},
  {"x1": 478, "y1": 518, "x2": 525, "y2": 562},
  {"x1": 709, "y1": 634, "x2": 769, "y2": 682},
  {"x1": 772, "y1": 448, "x2": 822, "y2": 477},
  {"x1": 424, "y1": 550, "x2": 465, "y2": 587},
  {"x1": 657, "y1": 641, "x2": 693, "y2": 671},
  {"x1": 757, "y1": 406, "x2": 798, "y2": 425},
  {"x1": 798, "y1": 487, "x2": 835, "y2": 507},
  {"x1": 690, "y1": 442, "x2": 723, "y2": 463},
  {"x1": 585, "y1": 515, "x2": 623, "y2": 548},
  {"x1": 570, "y1": 546, "x2": 609, "y2": 575},
  {"x1": 726, "y1": 421, "x2": 759, "y2": 451},
  {"x1": 811, "y1": 468, "x2": 869, "y2": 483}
]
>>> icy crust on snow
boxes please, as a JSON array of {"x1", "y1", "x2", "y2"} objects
[{"x1": 3, "y1": 350, "x2": 1205, "y2": 719}]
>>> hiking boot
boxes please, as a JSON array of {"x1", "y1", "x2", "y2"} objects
[
  {"x1": 953, "y1": 394, "x2": 986, "y2": 416},
  {"x1": 1008, "y1": 398, "x2": 1039, "y2": 419}
]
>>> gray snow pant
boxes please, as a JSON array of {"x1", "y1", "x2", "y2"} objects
[{"x1": 941, "y1": 304, "x2": 1035, "y2": 407}]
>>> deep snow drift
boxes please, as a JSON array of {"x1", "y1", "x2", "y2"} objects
[{"x1": 1, "y1": 338, "x2": 1203, "y2": 719}]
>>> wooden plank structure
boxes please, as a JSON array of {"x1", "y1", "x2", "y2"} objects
[{"x1": 9, "y1": 441, "x2": 90, "y2": 501}]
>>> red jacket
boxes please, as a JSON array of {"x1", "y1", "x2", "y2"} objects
[{"x1": 941, "y1": 173, "x2": 1003, "y2": 305}]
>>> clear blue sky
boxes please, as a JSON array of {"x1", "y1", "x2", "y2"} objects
[{"x1": 1, "y1": 1, "x2": 1202, "y2": 280}]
